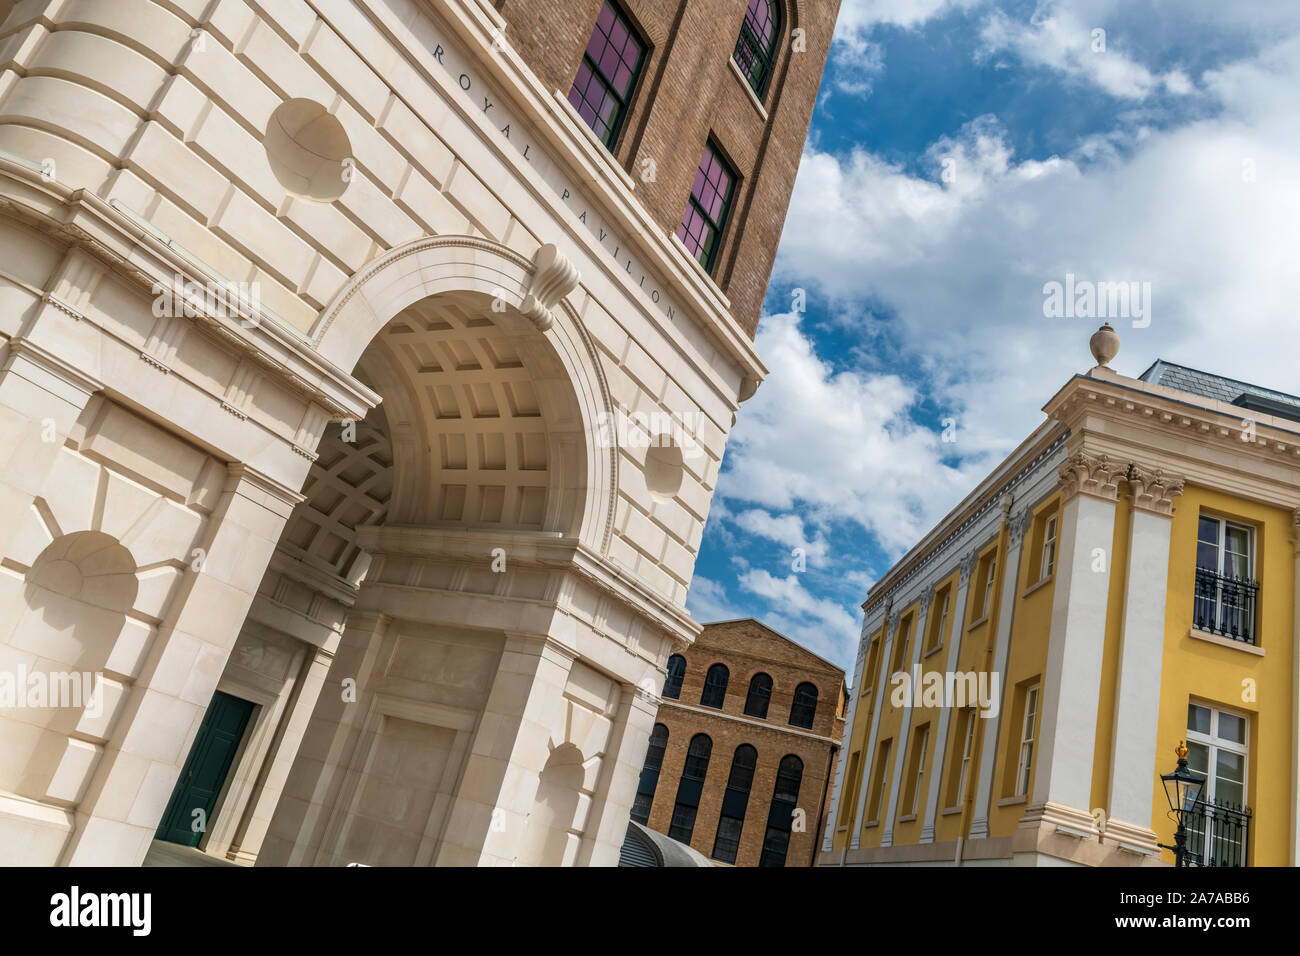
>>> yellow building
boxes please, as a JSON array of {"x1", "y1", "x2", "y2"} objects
[{"x1": 819, "y1": 327, "x2": 1296, "y2": 867}]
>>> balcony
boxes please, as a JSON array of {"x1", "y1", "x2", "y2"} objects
[
  {"x1": 1193, "y1": 567, "x2": 1258, "y2": 645},
  {"x1": 1185, "y1": 799, "x2": 1251, "y2": 867}
]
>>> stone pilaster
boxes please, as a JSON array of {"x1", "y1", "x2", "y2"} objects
[
  {"x1": 919, "y1": 550, "x2": 975, "y2": 844},
  {"x1": 1104, "y1": 464, "x2": 1183, "y2": 858},
  {"x1": 969, "y1": 507, "x2": 1030, "y2": 839},
  {"x1": 1017, "y1": 450, "x2": 1126, "y2": 855}
]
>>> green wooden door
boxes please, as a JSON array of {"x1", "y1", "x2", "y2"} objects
[{"x1": 155, "y1": 691, "x2": 254, "y2": 847}]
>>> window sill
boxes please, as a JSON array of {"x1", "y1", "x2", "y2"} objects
[
  {"x1": 727, "y1": 56, "x2": 770, "y2": 122},
  {"x1": 966, "y1": 614, "x2": 989, "y2": 632},
  {"x1": 940, "y1": 805, "x2": 963, "y2": 817},
  {"x1": 1022, "y1": 574, "x2": 1054, "y2": 599},
  {"x1": 836, "y1": 825, "x2": 847, "y2": 833},
  {"x1": 1188, "y1": 628, "x2": 1264, "y2": 656},
  {"x1": 550, "y1": 89, "x2": 637, "y2": 192},
  {"x1": 669, "y1": 232, "x2": 727, "y2": 301},
  {"x1": 863, "y1": 819, "x2": 879, "y2": 829},
  {"x1": 997, "y1": 794, "x2": 1028, "y2": 808},
  {"x1": 923, "y1": 643, "x2": 944, "y2": 660},
  {"x1": 897, "y1": 813, "x2": 916, "y2": 823}
]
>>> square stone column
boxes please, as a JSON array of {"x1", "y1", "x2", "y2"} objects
[
  {"x1": 1104, "y1": 465, "x2": 1183, "y2": 858},
  {"x1": 1015, "y1": 452, "x2": 1126, "y2": 860},
  {"x1": 60, "y1": 464, "x2": 300, "y2": 865},
  {"x1": 575, "y1": 682, "x2": 660, "y2": 866},
  {"x1": 438, "y1": 633, "x2": 577, "y2": 866}
]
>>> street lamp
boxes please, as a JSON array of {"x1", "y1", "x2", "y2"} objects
[{"x1": 1158, "y1": 741, "x2": 1206, "y2": 867}]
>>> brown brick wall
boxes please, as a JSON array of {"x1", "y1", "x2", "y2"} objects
[
  {"x1": 495, "y1": 0, "x2": 840, "y2": 337},
  {"x1": 642, "y1": 619, "x2": 845, "y2": 866}
]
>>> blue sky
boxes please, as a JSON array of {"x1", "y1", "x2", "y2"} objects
[{"x1": 686, "y1": 0, "x2": 1300, "y2": 676}]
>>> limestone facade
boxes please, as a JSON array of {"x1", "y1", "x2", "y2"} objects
[{"x1": 0, "y1": 0, "x2": 835, "y2": 865}]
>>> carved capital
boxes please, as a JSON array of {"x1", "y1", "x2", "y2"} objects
[
  {"x1": 520, "y1": 243, "x2": 579, "y2": 331},
  {"x1": 1008, "y1": 508, "x2": 1033, "y2": 547},
  {"x1": 1126, "y1": 463, "x2": 1185, "y2": 516},
  {"x1": 1058, "y1": 451, "x2": 1125, "y2": 503},
  {"x1": 959, "y1": 550, "x2": 979, "y2": 585},
  {"x1": 920, "y1": 585, "x2": 935, "y2": 613},
  {"x1": 1291, "y1": 508, "x2": 1300, "y2": 554},
  {"x1": 887, "y1": 611, "x2": 900, "y2": 636}
]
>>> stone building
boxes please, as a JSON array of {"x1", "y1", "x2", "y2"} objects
[
  {"x1": 822, "y1": 328, "x2": 1299, "y2": 867},
  {"x1": 0, "y1": 0, "x2": 837, "y2": 866},
  {"x1": 631, "y1": 619, "x2": 845, "y2": 866}
]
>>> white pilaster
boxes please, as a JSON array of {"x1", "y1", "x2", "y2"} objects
[
  {"x1": 1105, "y1": 465, "x2": 1182, "y2": 855},
  {"x1": 880, "y1": 588, "x2": 937, "y2": 846},
  {"x1": 848, "y1": 601, "x2": 896, "y2": 850},
  {"x1": 919, "y1": 552, "x2": 975, "y2": 843},
  {"x1": 969, "y1": 503, "x2": 1029, "y2": 840},
  {"x1": 1020, "y1": 452, "x2": 1125, "y2": 845}
]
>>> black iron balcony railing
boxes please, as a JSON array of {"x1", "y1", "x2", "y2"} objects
[
  {"x1": 1185, "y1": 799, "x2": 1251, "y2": 867},
  {"x1": 1193, "y1": 567, "x2": 1258, "y2": 645}
]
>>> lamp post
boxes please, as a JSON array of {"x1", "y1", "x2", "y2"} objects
[{"x1": 1157, "y1": 741, "x2": 1206, "y2": 867}]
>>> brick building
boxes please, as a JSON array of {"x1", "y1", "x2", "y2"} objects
[
  {"x1": 497, "y1": 0, "x2": 838, "y2": 336},
  {"x1": 0, "y1": 0, "x2": 838, "y2": 866},
  {"x1": 632, "y1": 619, "x2": 846, "y2": 866}
]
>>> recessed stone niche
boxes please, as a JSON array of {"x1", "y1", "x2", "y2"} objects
[{"x1": 264, "y1": 98, "x2": 352, "y2": 202}]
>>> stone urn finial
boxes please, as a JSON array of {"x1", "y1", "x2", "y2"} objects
[{"x1": 1089, "y1": 322, "x2": 1120, "y2": 367}]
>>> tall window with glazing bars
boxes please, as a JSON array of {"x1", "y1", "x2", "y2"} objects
[
  {"x1": 733, "y1": 0, "x2": 781, "y2": 99},
  {"x1": 567, "y1": 2, "x2": 646, "y2": 149},
  {"x1": 677, "y1": 141, "x2": 737, "y2": 274}
]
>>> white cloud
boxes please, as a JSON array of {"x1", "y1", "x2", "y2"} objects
[
  {"x1": 771, "y1": 35, "x2": 1300, "y2": 470},
  {"x1": 737, "y1": 569, "x2": 863, "y2": 663},
  {"x1": 684, "y1": 575, "x2": 743, "y2": 625},
  {"x1": 975, "y1": 6, "x2": 1192, "y2": 100},
  {"x1": 731, "y1": 508, "x2": 830, "y2": 565}
]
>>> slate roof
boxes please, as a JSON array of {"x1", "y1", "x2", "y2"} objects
[{"x1": 1139, "y1": 360, "x2": 1300, "y2": 422}]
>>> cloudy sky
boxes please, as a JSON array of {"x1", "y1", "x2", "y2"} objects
[{"x1": 686, "y1": 0, "x2": 1300, "y2": 675}]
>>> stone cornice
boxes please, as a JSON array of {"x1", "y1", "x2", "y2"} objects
[
  {"x1": 353, "y1": 524, "x2": 700, "y2": 646},
  {"x1": 1045, "y1": 370, "x2": 1300, "y2": 510},
  {"x1": 0, "y1": 159, "x2": 378, "y2": 423},
  {"x1": 864, "y1": 426, "x2": 1068, "y2": 616}
]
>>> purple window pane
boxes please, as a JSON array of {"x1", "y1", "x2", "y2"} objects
[
  {"x1": 613, "y1": 63, "x2": 631, "y2": 96},
  {"x1": 599, "y1": 45, "x2": 619, "y2": 79},
  {"x1": 748, "y1": 0, "x2": 774, "y2": 41},
  {"x1": 567, "y1": 86, "x2": 583, "y2": 111},
  {"x1": 597, "y1": 2, "x2": 614, "y2": 34},
  {"x1": 587, "y1": 31, "x2": 606, "y2": 60},
  {"x1": 609, "y1": 20, "x2": 627, "y2": 52},
  {"x1": 692, "y1": 168, "x2": 706, "y2": 197}
]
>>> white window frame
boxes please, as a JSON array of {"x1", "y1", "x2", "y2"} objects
[
  {"x1": 981, "y1": 554, "x2": 997, "y2": 618},
  {"x1": 1014, "y1": 685, "x2": 1039, "y2": 797},
  {"x1": 956, "y1": 708, "x2": 976, "y2": 804},
  {"x1": 1185, "y1": 701, "x2": 1249, "y2": 864},
  {"x1": 1196, "y1": 515, "x2": 1257, "y2": 641},
  {"x1": 908, "y1": 726, "x2": 929, "y2": 816},
  {"x1": 930, "y1": 589, "x2": 949, "y2": 652},
  {"x1": 1198, "y1": 516, "x2": 1255, "y2": 580},
  {"x1": 1040, "y1": 514, "x2": 1058, "y2": 580}
]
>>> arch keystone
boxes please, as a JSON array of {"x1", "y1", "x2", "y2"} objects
[{"x1": 521, "y1": 243, "x2": 579, "y2": 332}]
